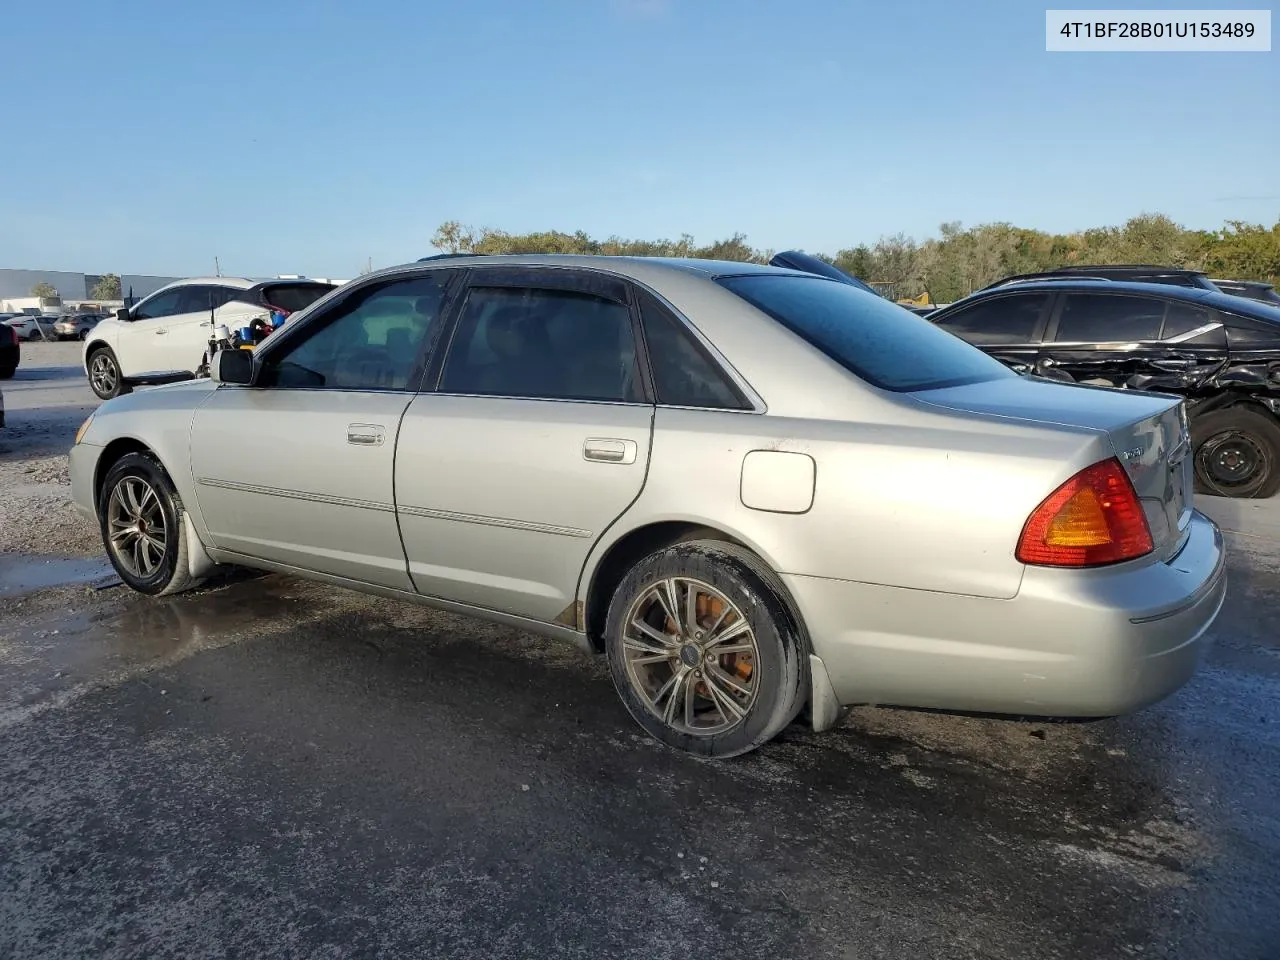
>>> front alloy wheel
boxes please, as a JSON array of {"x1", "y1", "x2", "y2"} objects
[
  {"x1": 88, "y1": 348, "x2": 126, "y2": 400},
  {"x1": 97, "y1": 452, "x2": 198, "y2": 596},
  {"x1": 105, "y1": 476, "x2": 168, "y2": 580}
]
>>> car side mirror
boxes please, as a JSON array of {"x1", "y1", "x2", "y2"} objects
[
  {"x1": 211, "y1": 348, "x2": 255, "y2": 386},
  {"x1": 115, "y1": 307, "x2": 130, "y2": 322}
]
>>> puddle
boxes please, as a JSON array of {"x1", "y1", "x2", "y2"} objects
[{"x1": 0, "y1": 553, "x2": 116, "y2": 598}]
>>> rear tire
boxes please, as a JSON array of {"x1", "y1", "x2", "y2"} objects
[
  {"x1": 604, "y1": 540, "x2": 807, "y2": 758},
  {"x1": 0, "y1": 364, "x2": 14, "y2": 380},
  {"x1": 97, "y1": 452, "x2": 201, "y2": 596},
  {"x1": 1192, "y1": 406, "x2": 1280, "y2": 499}
]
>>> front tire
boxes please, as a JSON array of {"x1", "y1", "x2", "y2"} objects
[
  {"x1": 1192, "y1": 406, "x2": 1280, "y2": 499},
  {"x1": 87, "y1": 346, "x2": 130, "y2": 400},
  {"x1": 604, "y1": 540, "x2": 807, "y2": 758},
  {"x1": 98, "y1": 452, "x2": 200, "y2": 596}
]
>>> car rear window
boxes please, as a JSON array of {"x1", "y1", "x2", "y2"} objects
[
  {"x1": 718, "y1": 274, "x2": 1015, "y2": 392},
  {"x1": 256, "y1": 283, "x2": 336, "y2": 313}
]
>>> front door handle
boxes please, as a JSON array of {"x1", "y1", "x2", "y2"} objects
[
  {"x1": 347, "y1": 423, "x2": 385, "y2": 446},
  {"x1": 154, "y1": 328, "x2": 167, "y2": 335},
  {"x1": 584, "y1": 438, "x2": 637, "y2": 464}
]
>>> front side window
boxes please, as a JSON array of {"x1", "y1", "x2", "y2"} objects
[
  {"x1": 718, "y1": 274, "x2": 1014, "y2": 393},
  {"x1": 932, "y1": 294, "x2": 1049, "y2": 345},
  {"x1": 440, "y1": 286, "x2": 643, "y2": 402},
  {"x1": 257, "y1": 274, "x2": 449, "y2": 390},
  {"x1": 131, "y1": 289, "x2": 185, "y2": 320},
  {"x1": 1055, "y1": 294, "x2": 1165, "y2": 343}
]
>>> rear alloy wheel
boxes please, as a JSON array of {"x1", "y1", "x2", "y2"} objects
[
  {"x1": 1192, "y1": 406, "x2": 1280, "y2": 499},
  {"x1": 605, "y1": 540, "x2": 806, "y2": 758},
  {"x1": 88, "y1": 346, "x2": 130, "y2": 400},
  {"x1": 98, "y1": 452, "x2": 198, "y2": 596}
]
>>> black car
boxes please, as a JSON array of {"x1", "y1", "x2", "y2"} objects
[
  {"x1": 926, "y1": 279, "x2": 1280, "y2": 498},
  {"x1": 0, "y1": 320, "x2": 19, "y2": 379},
  {"x1": 982, "y1": 264, "x2": 1220, "y2": 292},
  {"x1": 1211, "y1": 278, "x2": 1280, "y2": 306}
]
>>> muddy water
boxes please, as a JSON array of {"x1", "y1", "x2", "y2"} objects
[{"x1": 0, "y1": 553, "x2": 116, "y2": 598}]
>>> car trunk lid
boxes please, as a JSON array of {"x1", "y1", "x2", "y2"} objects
[{"x1": 915, "y1": 375, "x2": 1193, "y2": 560}]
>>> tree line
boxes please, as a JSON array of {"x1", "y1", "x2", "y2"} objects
[{"x1": 431, "y1": 214, "x2": 1280, "y2": 303}]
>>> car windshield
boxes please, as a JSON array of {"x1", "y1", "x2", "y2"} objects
[{"x1": 719, "y1": 274, "x2": 1015, "y2": 392}]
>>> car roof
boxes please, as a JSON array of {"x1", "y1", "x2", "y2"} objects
[
  {"x1": 938, "y1": 277, "x2": 1280, "y2": 320},
  {"x1": 160, "y1": 276, "x2": 257, "y2": 290},
  {"x1": 393, "y1": 253, "x2": 812, "y2": 284}
]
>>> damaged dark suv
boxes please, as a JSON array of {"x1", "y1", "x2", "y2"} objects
[{"x1": 927, "y1": 279, "x2": 1280, "y2": 498}]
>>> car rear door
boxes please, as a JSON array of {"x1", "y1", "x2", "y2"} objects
[
  {"x1": 393, "y1": 266, "x2": 653, "y2": 625},
  {"x1": 189, "y1": 271, "x2": 459, "y2": 588},
  {"x1": 1040, "y1": 292, "x2": 1175, "y2": 388},
  {"x1": 929, "y1": 291, "x2": 1053, "y2": 373}
]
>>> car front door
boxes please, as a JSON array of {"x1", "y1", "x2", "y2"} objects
[
  {"x1": 188, "y1": 271, "x2": 459, "y2": 589},
  {"x1": 929, "y1": 292, "x2": 1053, "y2": 373},
  {"x1": 1040, "y1": 292, "x2": 1169, "y2": 388},
  {"x1": 394, "y1": 267, "x2": 654, "y2": 624},
  {"x1": 164, "y1": 285, "x2": 241, "y2": 373},
  {"x1": 116, "y1": 287, "x2": 188, "y2": 376}
]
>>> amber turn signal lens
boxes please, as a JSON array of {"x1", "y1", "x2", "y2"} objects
[{"x1": 1016, "y1": 458, "x2": 1154, "y2": 567}]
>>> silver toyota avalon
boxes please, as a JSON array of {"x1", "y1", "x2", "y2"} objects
[{"x1": 69, "y1": 255, "x2": 1226, "y2": 757}]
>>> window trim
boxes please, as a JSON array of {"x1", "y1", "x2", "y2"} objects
[
  {"x1": 631, "y1": 284, "x2": 755, "y2": 412},
  {"x1": 425, "y1": 266, "x2": 653, "y2": 406},
  {"x1": 250, "y1": 269, "x2": 464, "y2": 394},
  {"x1": 1045, "y1": 292, "x2": 1170, "y2": 345},
  {"x1": 930, "y1": 291, "x2": 1054, "y2": 346}
]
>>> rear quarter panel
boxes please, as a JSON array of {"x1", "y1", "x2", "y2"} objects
[{"x1": 587, "y1": 403, "x2": 1111, "y2": 602}]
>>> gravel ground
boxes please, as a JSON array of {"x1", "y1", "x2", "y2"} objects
[{"x1": 0, "y1": 341, "x2": 101, "y2": 557}]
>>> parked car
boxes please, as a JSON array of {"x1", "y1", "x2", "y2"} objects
[
  {"x1": 82, "y1": 277, "x2": 338, "y2": 400},
  {"x1": 0, "y1": 321, "x2": 19, "y2": 379},
  {"x1": 54, "y1": 313, "x2": 105, "y2": 341},
  {"x1": 927, "y1": 278, "x2": 1280, "y2": 498},
  {"x1": 1211, "y1": 278, "x2": 1280, "y2": 306},
  {"x1": 70, "y1": 255, "x2": 1225, "y2": 757},
  {"x1": 4, "y1": 314, "x2": 58, "y2": 341},
  {"x1": 982, "y1": 265, "x2": 1221, "y2": 292}
]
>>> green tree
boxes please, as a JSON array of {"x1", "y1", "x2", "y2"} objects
[
  {"x1": 89, "y1": 274, "x2": 122, "y2": 299},
  {"x1": 31, "y1": 281, "x2": 57, "y2": 298}
]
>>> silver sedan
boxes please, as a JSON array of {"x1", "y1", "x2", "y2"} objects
[{"x1": 69, "y1": 255, "x2": 1226, "y2": 757}]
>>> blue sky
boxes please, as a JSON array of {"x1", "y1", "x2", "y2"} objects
[{"x1": 1, "y1": 0, "x2": 1276, "y2": 278}]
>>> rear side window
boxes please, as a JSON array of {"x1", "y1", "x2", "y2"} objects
[
  {"x1": 440, "y1": 286, "x2": 643, "y2": 402},
  {"x1": 1054, "y1": 294, "x2": 1164, "y2": 342},
  {"x1": 1161, "y1": 302, "x2": 1220, "y2": 341},
  {"x1": 931, "y1": 294, "x2": 1049, "y2": 345},
  {"x1": 719, "y1": 274, "x2": 1014, "y2": 392},
  {"x1": 637, "y1": 289, "x2": 749, "y2": 409}
]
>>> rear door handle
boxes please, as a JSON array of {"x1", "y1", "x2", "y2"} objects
[
  {"x1": 1150, "y1": 358, "x2": 1195, "y2": 370},
  {"x1": 347, "y1": 423, "x2": 385, "y2": 446},
  {"x1": 583, "y1": 438, "x2": 637, "y2": 464}
]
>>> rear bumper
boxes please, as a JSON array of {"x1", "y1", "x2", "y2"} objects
[{"x1": 786, "y1": 510, "x2": 1226, "y2": 718}]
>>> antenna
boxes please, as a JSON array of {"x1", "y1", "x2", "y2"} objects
[{"x1": 214, "y1": 256, "x2": 221, "y2": 277}]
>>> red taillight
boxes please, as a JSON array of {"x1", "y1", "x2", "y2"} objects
[{"x1": 1016, "y1": 458, "x2": 1154, "y2": 568}]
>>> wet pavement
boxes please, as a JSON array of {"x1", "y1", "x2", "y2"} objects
[{"x1": 0, "y1": 527, "x2": 1277, "y2": 960}]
